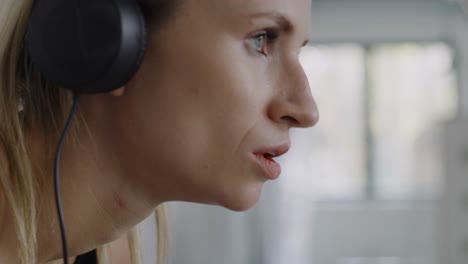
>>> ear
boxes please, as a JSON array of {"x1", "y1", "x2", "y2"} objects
[{"x1": 109, "y1": 86, "x2": 126, "y2": 97}]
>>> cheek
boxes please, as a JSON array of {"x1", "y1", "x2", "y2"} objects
[{"x1": 121, "y1": 35, "x2": 270, "y2": 208}]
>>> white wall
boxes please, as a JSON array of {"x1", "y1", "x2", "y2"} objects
[{"x1": 310, "y1": 201, "x2": 438, "y2": 264}]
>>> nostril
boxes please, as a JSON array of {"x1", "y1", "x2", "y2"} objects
[
  {"x1": 280, "y1": 115, "x2": 299, "y2": 126},
  {"x1": 280, "y1": 108, "x2": 319, "y2": 128}
]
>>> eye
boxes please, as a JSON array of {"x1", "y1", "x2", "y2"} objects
[{"x1": 249, "y1": 30, "x2": 279, "y2": 56}]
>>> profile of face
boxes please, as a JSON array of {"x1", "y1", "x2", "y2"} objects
[{"x1": 96, "y1": 0, "x2": 318, "y2": 211}]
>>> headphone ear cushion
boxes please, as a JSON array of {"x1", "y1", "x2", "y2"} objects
[{"x1": 27, "y1": 0, "x2": 147, "y2": 94}]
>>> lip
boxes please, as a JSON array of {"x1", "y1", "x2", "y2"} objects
[{"x1": 251, "y1": 144, "x2": 290, "y2": 180}]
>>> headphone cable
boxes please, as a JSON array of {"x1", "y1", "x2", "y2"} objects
[{"x1": 54, "y1": 93, "x2": 80, "y2": 264}]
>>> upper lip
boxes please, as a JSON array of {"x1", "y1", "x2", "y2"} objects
[{"x1": 253, "y1": 143, "x2": 290, "y2": 158}]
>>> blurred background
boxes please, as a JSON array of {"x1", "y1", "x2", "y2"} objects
[{"x1": 140, "y1": 0, "x2": 468, "y2": 263}]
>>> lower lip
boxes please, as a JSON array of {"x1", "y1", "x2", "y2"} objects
[{"x1": 251, "y1": 153, "x2": 281, "y2": 180}]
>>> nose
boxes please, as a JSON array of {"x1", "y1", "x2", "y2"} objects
[{"x1": 267, "y1": 59, "x2": 319, "y2": 128}]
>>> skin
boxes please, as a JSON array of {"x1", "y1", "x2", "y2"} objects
[{"x1": 0, "y1": 0, "x2": 318, "y2": 262}]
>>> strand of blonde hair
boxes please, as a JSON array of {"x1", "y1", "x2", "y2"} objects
[{"x1": 0, "y1": 0, "x2": 36, "y2": 262}]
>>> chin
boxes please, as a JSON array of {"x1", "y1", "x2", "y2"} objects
[{"x1": 218, "y1": 183, "x2": 264, "y2": 212}]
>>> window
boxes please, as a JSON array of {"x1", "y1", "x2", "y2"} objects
[{"x1": 291, "y1": 42, "x2": 458, "y2": 200}]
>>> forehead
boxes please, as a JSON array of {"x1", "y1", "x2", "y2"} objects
[
  {"x1": 185, "y1": 0, "x2": 312, "y2": 30},
  {"x1": 236, "y1": 0, "x2": 311, "y2": 12}
]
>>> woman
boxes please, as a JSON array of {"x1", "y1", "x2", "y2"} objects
[{"x1": 0, "y1": 0, "x2": 319, "y2": 263}]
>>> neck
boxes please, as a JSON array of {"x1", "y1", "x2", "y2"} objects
[{"x1": 34, "y1": 125, "x2": 158, "y2": 262}]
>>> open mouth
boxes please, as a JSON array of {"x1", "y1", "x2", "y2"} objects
[
  {"x1": 262, "y1": 152, "x2": 278, "y2": 163},
  {"x1": 251, "y1": 144, "x2": 290, "y2": 179},
  {"x1": 252, "y1": 152, "x2": 282, "y2": 179}
]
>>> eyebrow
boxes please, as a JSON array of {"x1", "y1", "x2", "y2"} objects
[{"x1": 248, "y1": 12, "x2": 310, "y2": 47}]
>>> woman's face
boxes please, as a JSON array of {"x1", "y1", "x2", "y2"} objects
[{"x1": 112, "y1": 0, "x2": 318, "y2": 211}]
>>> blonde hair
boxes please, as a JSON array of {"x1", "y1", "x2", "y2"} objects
[{"x1": 0, "y1": 0, "x2": 173, "y2": 263}]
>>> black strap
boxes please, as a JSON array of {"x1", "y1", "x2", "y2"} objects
[{"x1": 74, "y1": 249, "x2": 97, "y2": 264}]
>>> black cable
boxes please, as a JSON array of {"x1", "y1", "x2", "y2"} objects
[{"x1": 54, "y1": 93, "x2": 80, "y2": 264}]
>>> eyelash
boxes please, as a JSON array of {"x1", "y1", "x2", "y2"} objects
[{"x1": 250, "y1": 29, "x2": 279, "y2": 56}]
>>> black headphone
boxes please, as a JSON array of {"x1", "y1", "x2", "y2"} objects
[{"x1": 27, "y1": 0, "x2": 148, "y2": 94}]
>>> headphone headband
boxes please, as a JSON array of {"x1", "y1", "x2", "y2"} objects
[{"x1": 27, "y1": 0, "x2": 147, "y2": 93}]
